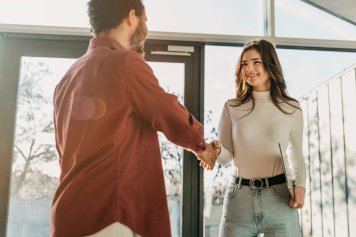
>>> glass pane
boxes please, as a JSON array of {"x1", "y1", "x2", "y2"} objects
[
  {"x1": 277, "y1": 49, "x2": 356, "y2": 99},
  {"x1": 146, "y1": 0, "x2": 264, "y2": 36},
  {"x1": 275, "y1": 0, "x2": 356, "y2": 41},
  {"x1": 6, "y1": 58, "x2": 184, "y2": 237},
  {"x1": 0, "y1": 0, "x2": 89, "y2": 27},
  {"x1": 6, "y1": 57, "x2": 75, "y2": 237},
  {"x1": 1, "y1": 0, "x2": 264, "y2": 36},
  {"x1": 203, "y1": 46, "x2": 241, "y2": 236},
  {"x1": 148, "y1": 62, "x2": 185, "y2": 237}
]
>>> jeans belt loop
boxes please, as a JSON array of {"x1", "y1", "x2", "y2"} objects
[
  {"x1": 265, "y1": 177, "x2": 270, "y2": 188},
  {"x1": 237, "y1": 177, "x2": 242, "y2": 189}
]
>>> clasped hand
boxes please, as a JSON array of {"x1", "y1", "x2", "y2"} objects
[{"x1": 194, "y1": 140, "x2": 221, "y2": 170}]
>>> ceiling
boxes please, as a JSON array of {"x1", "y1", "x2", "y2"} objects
[{"x1": 302, "y1": 0, "x2": 356, "y2": 25}]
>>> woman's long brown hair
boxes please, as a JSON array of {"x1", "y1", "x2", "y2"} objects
[{"x1": 230, "y1": 39, "x2": 300, "y2": 114}]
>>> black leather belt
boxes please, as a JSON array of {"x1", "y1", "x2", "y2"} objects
[{"x1": 232, "y1": 173, "x2": 286, "y2": 189}]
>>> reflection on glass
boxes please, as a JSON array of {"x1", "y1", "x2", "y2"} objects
[
  {"x1": 148, "y1": 62, "x2": 185, "y2": 237},
  {"x1": 275, "y1": 0, "x2": 356, "y2": 41},
  {"x1": 299, "y1": 66, "x2": 356, "y2": 236},
  {"x1": 6, "y1": 57, "x2": 74, "y2": 237}
]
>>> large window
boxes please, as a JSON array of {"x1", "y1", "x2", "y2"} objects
[
  {"x1": 277, "y1": 48, "x2": 356, "y2": 99},
  {"x1": 203, "y1": 45, "x2": 241, "y2": 236},
  {"x1": 0, "y1": 0, "x2": 89, "y2": 27},
  {"x1": 148, "y1": 62, "x2": 185, "y2": 237},
  {"x1": 275, "y1": 0, "x2": 356, "y2": 41},
  {"x1": 6, "y1": 59, "x2": 187, "y2": 237},
  {"x1": 6, "y1": 57, "x2": 73, "y2": 237},
  {"x1": 146, "y1": 0, "x2": 264, "y2": 36},
  {"x1": 0, "y1": 0, "x2": 264, "y2": 36}
]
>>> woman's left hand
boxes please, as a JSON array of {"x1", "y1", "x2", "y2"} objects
[{"x1": 290, "y1": 186, "x2": 305, "y2": 208}]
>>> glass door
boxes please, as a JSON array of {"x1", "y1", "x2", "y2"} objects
[
  {"x1": 0, "y1": 33, "x2": 88, "y2": 237},
  {"x1": 148, "y1": 61, "x2": 185, "y2": 237},
  {"x1": 145, "y1": 41, "x2": 204, "y2": 237},
  {"x1": 6, "y1": 57, "x2": 76, "y2": 237}
]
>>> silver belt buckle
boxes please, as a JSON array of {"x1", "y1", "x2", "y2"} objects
[{"x1": 249, "y1": 178, "x2": 264, "y2": 189}]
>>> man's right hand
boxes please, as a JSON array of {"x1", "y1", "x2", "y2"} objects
[{"x1": 194, "y1": 141, "x2": 220, "y2": 170}]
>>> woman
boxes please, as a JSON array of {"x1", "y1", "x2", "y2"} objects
[{"x1": 213, "y1": 39, "x2": 306, "y2": 237}]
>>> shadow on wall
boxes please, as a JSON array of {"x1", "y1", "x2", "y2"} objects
[{"x1": 300, "y1": 64, "x2": 356, "y2": 237}]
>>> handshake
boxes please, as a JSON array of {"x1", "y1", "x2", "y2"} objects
[{"x1": 193, "y1": 140, "x2": 221, "y2": 170}]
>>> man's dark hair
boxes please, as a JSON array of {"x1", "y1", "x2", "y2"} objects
[{"x1": 88, "y1": 0, "x2": 145, "y2": 36}]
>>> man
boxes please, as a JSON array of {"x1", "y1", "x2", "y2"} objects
[{"x1": 51, "y1": 0, "x2": 217, "y2": 236}]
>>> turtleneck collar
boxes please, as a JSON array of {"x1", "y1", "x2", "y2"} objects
[{"x1": 252, "y1": 91, "x2": 271, "y2": 100}]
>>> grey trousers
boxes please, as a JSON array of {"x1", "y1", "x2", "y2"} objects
[{"x1": 219, "y1": 182, "x2": 301, "y2": 237}]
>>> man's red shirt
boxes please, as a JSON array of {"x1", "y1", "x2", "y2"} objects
[{"x1": 51, "y1": 38, "x2": 206, "y2": 237}]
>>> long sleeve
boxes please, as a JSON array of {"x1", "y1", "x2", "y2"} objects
[
  {"x1": 52, "y1": 38, "x2": 196, "y2": 237},
  {"x1": 217, "y1": 101, "x2": 234, "y2": 166},
  {"x1": 124, "y1": 52, "x2": 206, "y2": 152},
  {"x1": 212, "y1": 91, "x2": 307, "y2": 181},
  {"x1": 286, "y1": 107, "x2": 306, "y2": 189}
]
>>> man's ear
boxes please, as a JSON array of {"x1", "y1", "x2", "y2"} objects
[{"x1": 127, "y1": 9, "x2": 137, "y2": 27}]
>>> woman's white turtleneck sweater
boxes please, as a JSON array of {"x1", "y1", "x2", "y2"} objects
[{"x1": 217, "y1": 91, "x2": 306, "y2": 188}]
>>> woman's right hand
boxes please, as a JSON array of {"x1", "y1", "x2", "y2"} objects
[
  {"x1": 198, "y1": 140, "x2": 221, "y2": 170},
  {"x1": 212, "y1": 140, "x2": 221, "y2": 155}
]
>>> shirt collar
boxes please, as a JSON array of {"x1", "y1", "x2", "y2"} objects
[
  {"x1": 252, "y1": 91, "x2": 272, "y2": 100},
  {"x1": 88, "y1": 37, "x2": 125, "y2": 50}
]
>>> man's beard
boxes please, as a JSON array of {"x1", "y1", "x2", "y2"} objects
[{"x1": 130, "y1": 18, "x2": 148, "y2": 55}]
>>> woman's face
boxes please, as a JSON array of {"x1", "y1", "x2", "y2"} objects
[{"x1": 241, "y1": 49, "x2": 270, "y2": 92}]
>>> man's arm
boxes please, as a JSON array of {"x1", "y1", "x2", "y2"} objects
[{"x1": 124, "y1": 52, "x2": 216, "y2": 167}]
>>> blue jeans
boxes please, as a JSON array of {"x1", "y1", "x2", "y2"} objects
[{"x1": 219, "y1": 180, "x2": 301, "y2": 237}]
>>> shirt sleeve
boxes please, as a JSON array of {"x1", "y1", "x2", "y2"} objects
[
  {"x1": 124, "y1": 52, "x2": 206, "y2": 153},
  {"x1": 287, "y1": 107, "x2": 306, "y2": 189},
  {"x1": 217, "y1": 101, "x2": 234, "y2": 166}
]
